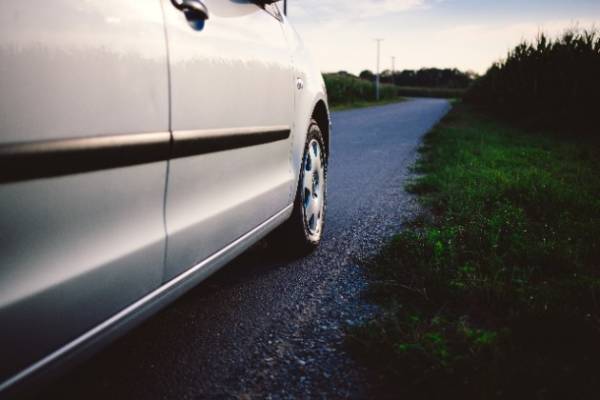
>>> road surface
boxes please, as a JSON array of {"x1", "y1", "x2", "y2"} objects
[{"x1": 45, "y1": 98, "x2": 451, "y2": 399}]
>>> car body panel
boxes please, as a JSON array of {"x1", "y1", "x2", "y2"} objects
[
  {"x1": 0, "y1": 0, "x2": 169, "y2": 143},
  {"x1": 279, "y1": 16, "x2": 330, "y2": 194},
  {"x1": 161, "y1": 0, "x2": 295, "y2": 280},
  {"x1": 0, "y1": 0, "x2": 169, "y2": 384},
  {"x1": 0, "y1": 0, "x2": 329, "y2": 395},
  {"x1": 0, "y1": 204, "x2": 292, "y2": 396},
  {"x1": 0, "y1": 166, "x2": 168, "y2": 382}
]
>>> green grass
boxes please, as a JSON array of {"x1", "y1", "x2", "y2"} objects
[
  {"x1": 348, "y1": 103, "x2": 600, "y2": 399},
  {"x1": 324, "y1": 73, "x2": 402, "y2": 106},
  {"x1": 323, "y1": 72, "x2": 464, "y2": 108},
  {"x1": 330, "y1": 97, "x2": 407, "y2": 112}
]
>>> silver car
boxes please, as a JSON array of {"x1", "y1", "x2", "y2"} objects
[{"x1": 0, "y1": 0, "x2": 329, "y2": 395}]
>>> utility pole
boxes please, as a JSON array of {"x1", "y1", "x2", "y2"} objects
[
  {"x1": 375, "y1": 38, "x2": 383, "y2": 101},
  {"x1": 391, "y1": 56, "x2": 396, "y2": 86}
]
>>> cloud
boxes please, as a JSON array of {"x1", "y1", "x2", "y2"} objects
[
  {"x1": 431, "y1": 18, "x2": 600, "y2": 70},
  {"x1": 286, "y1": 0, "x2": 600, "y2": 75},
  {"x1": 290, "y1": 0, "x2": 427, "y2": 20}
]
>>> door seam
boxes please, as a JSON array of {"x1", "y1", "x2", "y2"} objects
[{"x1": 159, "y1": 0, "x2": 174, "y2": 284}]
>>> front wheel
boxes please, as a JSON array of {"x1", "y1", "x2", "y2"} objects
[{"x1": 280, "y1": 120, "x2": 327, "y2": 253}]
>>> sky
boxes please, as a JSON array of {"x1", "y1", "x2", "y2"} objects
[{"x1": 287, "y1": 0, "x2": 600, "y2": 75}]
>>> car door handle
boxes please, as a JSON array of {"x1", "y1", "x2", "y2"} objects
[{"x1": 171, "y1": 0, "x2": 209, "y2": 20}]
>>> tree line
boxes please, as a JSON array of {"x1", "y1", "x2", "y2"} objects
[{"x1": 357, "y1": 68, "x2": 477, "y2": 88}]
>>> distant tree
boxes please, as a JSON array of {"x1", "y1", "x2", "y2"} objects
[
  {"x1": 359, "y1": 70, "x2": 375, "y2": 82},
  {"x1": 375, "y1": 68, "x2": 475, "y2": 88},
  {"x1": 336, "y1": 70, "x2": 356, "y2": 77},
  {"x1": 359, "y1": 67, "x2": 475, "y2": 87},
  {"x1": 379, "y1": 69, "x2": 392, "y2": 84},
  {"x1": 465, "y1": 70, "x2": 480, "y2": 81}
]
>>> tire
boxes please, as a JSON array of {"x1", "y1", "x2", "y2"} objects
[{"x1": 278, "y1": 119, "x2": 327, "y2": 254}]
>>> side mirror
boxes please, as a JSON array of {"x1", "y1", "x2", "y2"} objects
[{"x1": 254, "y1": 0, "x2": 287, "y2": 16}]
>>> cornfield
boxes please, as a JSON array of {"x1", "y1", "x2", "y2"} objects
[{"x1": 466, "y1": 28, "x2": 600, "y2": 134}]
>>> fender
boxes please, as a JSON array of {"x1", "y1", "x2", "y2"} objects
[{"x1": 280, "y1": 17, "x2": 331, "y2": 202}]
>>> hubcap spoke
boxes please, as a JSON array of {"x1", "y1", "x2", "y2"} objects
[
  {"x1": 313, "y1": 153, "x2": 322, "y2": 175},
  {"x1": 308, "y1": 197, "x2": 319, "y2": 221},
  {"x1": 303, "y1": 170, "x2": 313, "y2": 198},
  {"x1": 311, "y1": 142, "x2": 319, "y2": 159}
]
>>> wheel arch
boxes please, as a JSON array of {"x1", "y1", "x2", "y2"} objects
[{"x1": 311, "y1": 100, "x2": 330, "y2": 158}]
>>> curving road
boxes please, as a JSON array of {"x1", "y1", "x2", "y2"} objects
[{"x1": 45, "y1": 98, "x2": 451, "y2": 399}]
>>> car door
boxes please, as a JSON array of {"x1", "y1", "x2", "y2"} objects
[
  {"x1": 0, "y1": 0, "x2": 169, "y2": 385},
  {"x1": 161, "y1": 0, "x2": 295, "y2": 280}
]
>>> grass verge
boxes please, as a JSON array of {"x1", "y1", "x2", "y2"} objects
[
  {"x1": 330, "y1": 97, "x2": 407, "y2": 112},
  {"x1": 348, "y1": 103, "x2": 600, "y2": 399}
]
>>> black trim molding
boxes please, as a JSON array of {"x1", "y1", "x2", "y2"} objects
[
  {"x1": 172, "y1": 126, "x2": 290, "y2": 159},
  {"x1": 0, "y1": 132, "x2": 171, "y2": 183},
  {"x1": 0, "y1": 126, "x2": 290, "y2": 183}
]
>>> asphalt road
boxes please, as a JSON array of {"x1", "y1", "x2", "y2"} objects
[{"x1": 45, "y1": 98, "x2": 451, "y2": 399}]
